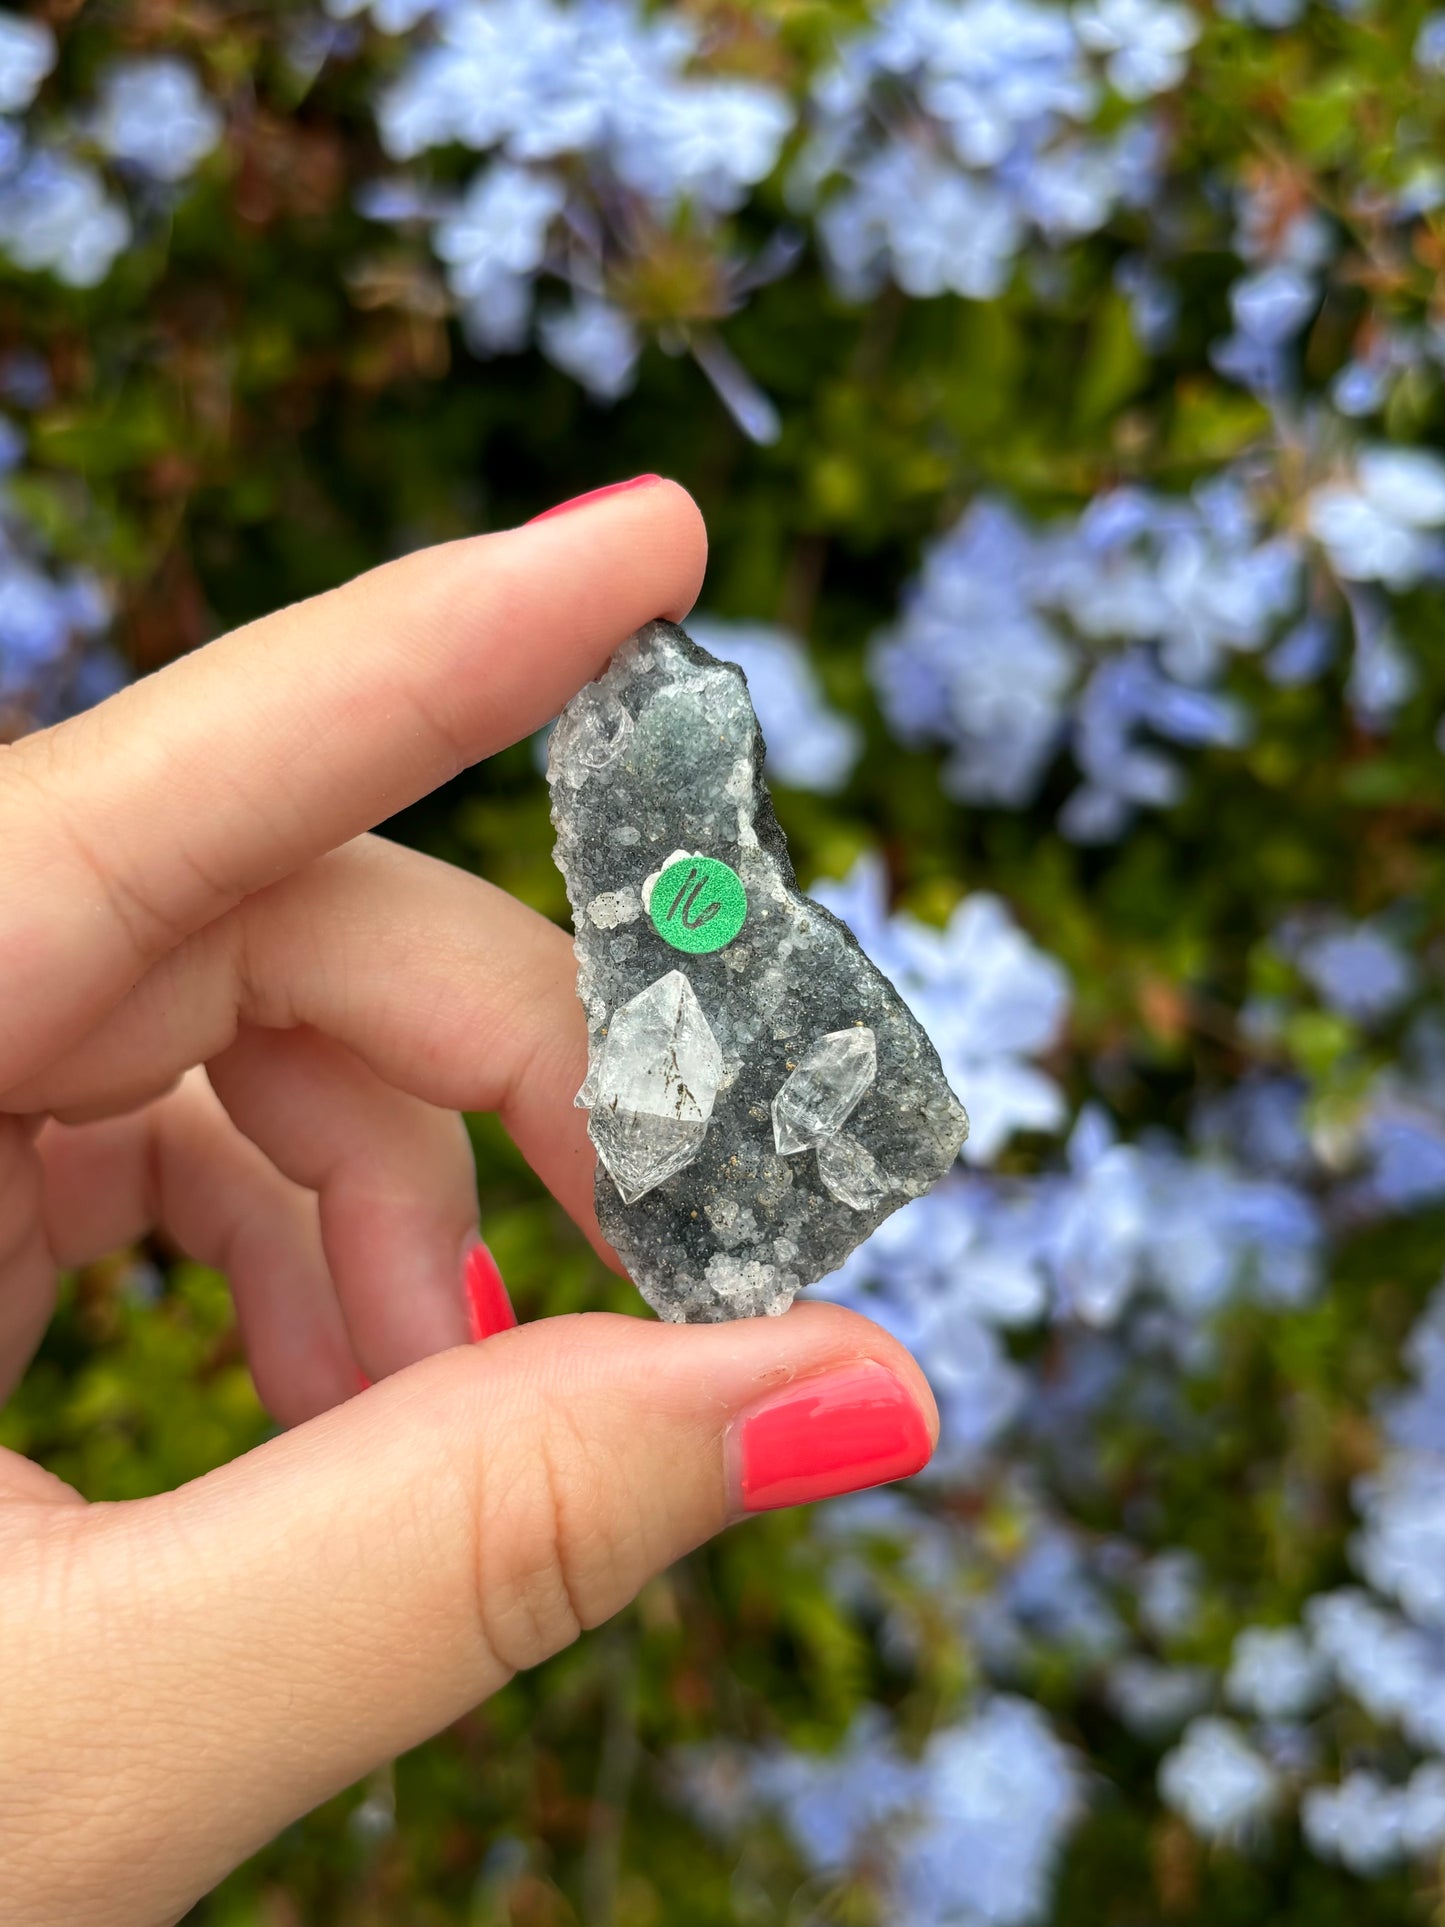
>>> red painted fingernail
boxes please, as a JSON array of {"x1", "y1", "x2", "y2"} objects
[
  {"x1": 354, "y1": 1368, "x2": 372, "y2": 1393},
  {"x1": 526, "y1": 474, "x2": 663, "y2": 524},
  {"x1": 731, "y1": 1360, "x2": 933, "y2": 1514},
  {"x1": 463, "y1": 1237, "x2": 517, "y2": 1340}
]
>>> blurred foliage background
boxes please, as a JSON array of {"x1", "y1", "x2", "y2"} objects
[{"x1": 6, "y1": 0, "x2": 1445, "y2": 1921}]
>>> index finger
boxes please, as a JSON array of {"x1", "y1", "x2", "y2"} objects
[{"x1": 0, "y1": 479, "x2": 706, "y2": 1088}]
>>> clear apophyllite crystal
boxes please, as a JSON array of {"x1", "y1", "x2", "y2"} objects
[
  {"x1": 817, "y1": 1132, "x2": 890, "y2": 1211},
  {"x1": 587, "y1": 970, "x2": 724, "y2": 1204},
  {"x1": 771, "y1": 1026, "x2": 877, "y2": 1156},
  {"x1": 549, "y1": 686, "x2": 633, "y2": 787}
]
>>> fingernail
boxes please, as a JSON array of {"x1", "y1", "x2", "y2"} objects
[
  {"x1": 463, "y1": 1236, "x2": 517, "y2": 1340},
  {"x1": 526, "y1": 474, "x2": 662, "y2": 524},
  {"x1": 354, "y1": 1368, "x2": 372, "y2": 1393},
  {"x1": 730, "y1": 1360, "x2": 933, "y2": 1515}
]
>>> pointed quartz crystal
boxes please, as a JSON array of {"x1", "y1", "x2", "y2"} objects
[
  {"x1": 587, "y1": 970, "x2": 724, "y2": 1204},
  {"x1": 817, "y1": 1132, "x2": 890, "y2": 1211},
  {"x1": 771, "y1": 1027, "x2": 877, "y2": 1156}
]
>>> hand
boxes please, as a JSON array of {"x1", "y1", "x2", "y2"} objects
[{"x1": 0, "y1": 479, "x2": 937, "y2": 1927}]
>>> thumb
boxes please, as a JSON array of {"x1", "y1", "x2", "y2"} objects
[{"x1": 1, "y1": 1304, "x2": 935, "y2": 1927}]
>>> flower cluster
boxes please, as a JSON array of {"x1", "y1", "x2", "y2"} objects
[
  {"x1": 711, "y1": 1696, "x2": 1080, "y2": 1927},
  {"x1": 794, "y1": 0, "x2": 1188, "y2": 304},
  {"x1": 871, "y1": 482, "x2": 1298, "y2": 838},
  {"x1": 360, "y1": 0, "x2": 793, "y2": 425},
  {"x1": 873, "y1": 431, "x2": 1445, "y2": 841},
  {"x1": 0, "y1": 28, "x2": 219, "y2": 292},
  {"x1": 0, "y1": 416, "x2": 112, "y2": 721}
]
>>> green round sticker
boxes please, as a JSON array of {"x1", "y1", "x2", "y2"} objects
[{"x1": 650, "y1": 855, "x2": 747, "y2": 955}]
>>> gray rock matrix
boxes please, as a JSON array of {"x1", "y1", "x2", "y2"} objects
[{"x1": 547, "y1": 619, "x2": 969, "y2": 1323}]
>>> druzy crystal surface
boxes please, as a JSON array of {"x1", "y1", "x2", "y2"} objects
[{"x1": 548, "y1": 620, "x2": 969, "y2": 1323}]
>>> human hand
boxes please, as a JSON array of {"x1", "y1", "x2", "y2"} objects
[{"x1": 0, "y1": 478, "x2": 937, "y2": 1927}]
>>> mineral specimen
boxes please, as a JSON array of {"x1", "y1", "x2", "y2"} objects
[{"x1": 548, "y1": 619, "x2": 969, "y2": 1323}]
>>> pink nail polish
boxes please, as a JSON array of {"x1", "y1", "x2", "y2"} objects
[
  {"x1": 463, "y1": 1238, "x2": 517, "y2": 1340},
  {"x1": 731, "y1": 1361, "x2": 933, "y2": 1514},
  {"x1": 526, "y1": 474, "x2": 663, "y2": 524}
]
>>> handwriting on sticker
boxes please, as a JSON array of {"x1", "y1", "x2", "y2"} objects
[{"x1": 650, "y1": 855, "x2": 747, "y2": 955}]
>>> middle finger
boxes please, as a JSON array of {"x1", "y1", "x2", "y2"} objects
[{"x1": 1, "y1": 837, "x2": 605, "y2": 1256}]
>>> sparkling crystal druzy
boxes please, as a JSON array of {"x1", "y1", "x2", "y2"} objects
[{"x1": 548, "y1": 621, "x2": 969, "y2": 1323}]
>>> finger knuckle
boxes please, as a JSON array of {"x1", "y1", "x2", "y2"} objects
[{"x1": 465, "y1": 1383, "x2": 616, "y2": 1676}]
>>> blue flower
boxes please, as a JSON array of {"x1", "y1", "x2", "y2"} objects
[
  {"x1": 750, "y1": 1711, "x2": 919, "y2": 1871},
  {"x1": 538, "y1": 297, "x2": 639, "y2": 402},
  {"x1": 325, "y1": 0, "x2": 444, "y2": 31},
  {"x1": 1139, "y1": 1548, "x2": 1205, "y2": 1639},
  {"x1": 433, "y1": 162, "x2": 565, "y2": 349},
  {"x1": 0, "y1": 494, "x2": 111, "y2": 713},
  {"x1": 0, "y1": 151, "x2": 131, "y2": 287},
  {"x1": 876, "y1": 481, "x2": 1304, "y2": 838},
  {"x1": 0, "y1": 14, "x2": 54, "y2": 116},
  {"x1": 1307, "y1": 1765, "x2": 1445, "y2": 1873},
  {"x1": 1074, "y1": 0, "x2": 1199, "y2": 101},
  {"x1": 817, "y1": 142, "x2": 1025, "y2": 301},
  {"x1": 1266, "y1": 614, "x2": 1336, "y2": 685},
  {"x1": 1355, "y1": 1452, "x2": 1445, "y2": 1631},
  {"x1": 1230, "y1": 262, "x2": 1318, "y2": 345},
  {"x1": 1417, "y1": 12, "x2": 1445, "y2": 72},
  {"x1": 1063, "y1": 649, "x2": 1248, "y2": 843},
  {"x1": 1308, "y1": 447, "x2": 1445, "y2": 590},
  {"x1": 1226, "y1": 1627, "x2": 1327, "y2": 1719},
  {"x1": 799, "y1": 0, "x2": 1163, "y2": 303},
  {"x1": 1342, "y1": 583, "x2": 1418, "y2": 725},
  {"x1": 0, "y1": 16, "x2": 53, "y2": 119},
  {"x1": 0, "y1": 557, "x2": 71, "y2": 692},
  {"x1": 1303, "y1": 1773, "x2": 1410, "y2": 1874},
  {"x1": 872, "y1": 501, "x2": 1076, "y2": 806},
  {"x1": 612, "y1": 78, "x2": 792, "y2": 216},
  {"x1": 1305, "y1": 1590, "x2": 1445, "y2": 1751},
  {"x1": 435, "y1": 162, "x2": 564, "y2": 294},
  {"x1": 372, "y1": 2, "x2": 791, "y2": 424},
  {"x1": 1355, "y1": 1106, "x2": 1445, "y2": 1213},
  {"x1": 1115, "y1": 254, "x2": 1178, "y2": 348},
  {"x1": 1159, "y1": 1718, "x2": 1279, "y2": 1842},
  {"x1": 686, "y1": 619, "x2": 862, "y2": 793},
  {"x1": 1291, "y1": 917, "x2": 1416, "y2": 1022},
  {"x1": 378, "y1": 0, "x2": 791, "y2": 212},
  {"x1": 902, "y1": 1698, "x2": 1081, "y2": 1926},
  {"x1": 92, "y1": 58, "x2": 223, "y2": 183},
  {"x1": 758, "y1": 1695, "x2": 1081, "y2": 1927},
  {"x1": 1218, "y1": 0, "x2": 1305, "y2": 21}
]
